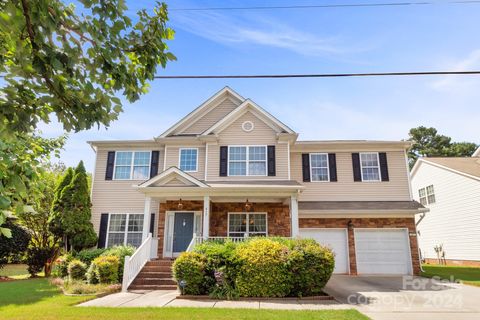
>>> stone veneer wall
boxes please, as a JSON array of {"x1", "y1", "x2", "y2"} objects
[{"x1": 299, "y1": 217, "x2": 420, "y2": 275}]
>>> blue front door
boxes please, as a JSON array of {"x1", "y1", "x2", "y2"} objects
[{"x1": 173, "y1": 212, "x2": 194, "y2": 252}]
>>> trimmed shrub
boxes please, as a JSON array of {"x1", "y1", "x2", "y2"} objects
[
  {"x1": 172, "y1": 252, "x2": 206, "y2": 295},
  {"x1": 75, "y1": 248, "x2": 106, "y2": 266},
  {"x1": 91, "y1": 255, "x2": 119, "y2": 284},
  {"x1": 86, "y1": 262, "x2": 98, "y2": 284},
  {"x1": 235, "y1": 238, "x2": 292, "y2": 297},
  {"x1": 101, "y1": 245, "x2": 135, "y2": 282},
  {"x1": 52, "y1": 254, "x2": 74, "y2": 278},
  {"x1": 68, "y1": 259, "x2": 87, "y2": 280},
  {"x1": 287, "y1": 239, "x2": 335, "y2": 297}
]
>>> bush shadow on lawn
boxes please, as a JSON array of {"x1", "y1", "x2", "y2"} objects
[{"x1": 0, "y1": 278, "x2": 71, "y2": 307}]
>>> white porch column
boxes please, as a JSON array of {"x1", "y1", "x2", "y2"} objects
[
  {"x1": 142, "y1": 196, "x2": 152, "y2": 241},
  {"x1": 203, "y1": 195, "x2": 210, "y2": 239},
  {"x1": 290, "y1": 195, "x2": 299, "y2": 238}
]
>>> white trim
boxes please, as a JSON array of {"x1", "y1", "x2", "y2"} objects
[
  {"x1": 411, "y1": 158, "x2": 480, "y2": 182},
  {"x1": 309, "y1": 153, "x2": 330, "y2": 182},
  {"x1": 473, "y1": 146, "x2": 480, "y2": 157},
  {"x1": 203, "y1": 195, "x2": 210, "y2": 238},
  {"x1": 163, "y1": 146, "x2": 167, "y2": 171},
  {"x1": 227, "y1": 145, "x2": 268, "y2": 177},
  {"x1": 205, "y1": 143, "x2": 209, "y2": 181},
  {"x1": 105, "y1": 213, "x2": 145, "y2": 248},
  {"x1": 241, "y1": 120, "x2": 254, "y2": 132},
  {"x1": 163, "y1": 210, "x2": 202, "y2": 256},
  {"x1": 137, "y1": 167, "x2": 209, "y2": 188},
  {"x1": 227, "y1": 212, "x2": 268, "y2": 237},
  {"x1": 290, "y1": 195, "x2": 299, "y2": 237},
  {"x1": 359, "y1": 152, "x2": 382, "y2": 182},
  {"x1": 112, "y1": 150, "x2": 152, "y2": 181},
  {"x1": 404, "y1": 150, "x2": 413, "y2": 200},
  {"x1": 287, "y1": 142, "x2": 291, "y2": 180},
  {"x1": 178, "y1": 147, "x2": 199, "y2": 172}
]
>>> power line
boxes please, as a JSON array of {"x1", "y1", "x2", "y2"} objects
[
  {"x1": 169, "y1": 1, "x2": 480, "y2": 12},
  {"x1": 152, "y1": 70, "x2": 480, "y2": 79}
]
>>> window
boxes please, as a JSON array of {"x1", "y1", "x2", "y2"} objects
[
  {"x1": 426, "y1": 185, "x2": 436, "y2": 204},
  {"x1": 228, "y1": 146, "x2": 267, "y2": 176},
  {"x1": 114, "y1": 151, "x2": 151, "y2": 180},
  {"x1": 360, "y1": 152, "x2": 381, "y2": 181},
  {"x1": 179, "y1": 148, "x2": 198, "y2": 172},
  {"x1": 310, "y1": 153, "x2": 329, "y2": 182},
  {"x1": 228, "y1": 213, "x2": 267, "y2": 237},
  {"x1": 418, "y1": 188, "x2": 427, "y2": 206},
  {"x1": 107, "y1": 214, "x2": 144, "y2": 247}
]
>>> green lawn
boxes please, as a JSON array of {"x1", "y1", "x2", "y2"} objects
[
  {"x1": 0, "y1": 278, "x2": 368, "y2": 320},
  {"x1": 0, "y1": 264, "x2": 35, "y2": 279},
  {"x1": 421, "y1": 264, "x2": 480, "y2": 286}
]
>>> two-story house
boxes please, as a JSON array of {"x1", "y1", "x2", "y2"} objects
[{"x1": 88, "y1": 87, "x2": 425, "y2": 280}]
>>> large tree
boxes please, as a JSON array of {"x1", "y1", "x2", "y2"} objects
[
  {"x1": 0, "y1": 0, "x2": 175, "y2": 234},
  {"x1": 408, "y1": 126, "x2": 478, "y2": 167}
]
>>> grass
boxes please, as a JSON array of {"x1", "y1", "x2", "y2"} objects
[
  {"x1": 421, "y1": 264, "x2": 480, "y2": 287},
  {"x1": 0, "y1": 278, "x2": 369, "y2": 320},
  {"x1": 0, "y1": 264, "x2": 37, "y2": 279}
]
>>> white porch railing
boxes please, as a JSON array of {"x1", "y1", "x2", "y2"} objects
[
  {"x1": 186, "y1": 234, "x2": 250, "y2": 252},
  {"x1": 121, "y1": 233, "x2": 152, "y2": 292}
]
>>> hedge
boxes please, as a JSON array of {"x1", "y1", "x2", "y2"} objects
[{"x1": 68, "y1": 259, "x2": 87, "y2": 280}]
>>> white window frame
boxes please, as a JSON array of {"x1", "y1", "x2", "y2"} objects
[
  {"x1": 310, "y1": 153, "x2": 330, "y2": 182},
  {"x1": 359, "y1": 152, "x2": 381, "y2": 182},
  {"x1": 418, "y1": 187, "x2": 427, "y2": 206},
  {"x1": 178, "y1": 148, "x2": 199, "y2": 172},
  {"x1": 105, "y1": 213, "x2": 144, "y2": 248},
  {"x1": 113, "y1": 150, "x2": 151, "y2": 180},
  {"x1": 227, "y1": 212, "x2": 268, "y2": 237},
  {"x1": 426, "y1": 185, "x2": 436, "y2": 204},
  {"x1": 227, "y1": 145, "x2": 267, "y2": 177}
]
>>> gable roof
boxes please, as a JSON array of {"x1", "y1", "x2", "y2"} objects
[
  {"x1": 473, "y1": 146, "x2": 480, "y2": 157},
  {"x1": 137, "y1": 167, "x2": 209, "y2": 188},
  {"x1": 202, "y1": 99, "x2": 295, "y2": 135},
  {"x1": 412, "y1": 157, "x2": 480, "y2": 181},
  {"x1": 159, "y1": 87, "x2": 244, "y2": 138}
]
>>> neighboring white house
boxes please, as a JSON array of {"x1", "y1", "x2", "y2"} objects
[{"x1": 411, "y1": 147, "x2": 480, "y2": 265}]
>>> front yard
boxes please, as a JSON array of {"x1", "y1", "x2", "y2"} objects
[
  {"x1": 0, "y1": 278, "x2": 368, "y2": 320},
  {"x1": 421, "y1": 264, "x2": 480, "y2": 286}
]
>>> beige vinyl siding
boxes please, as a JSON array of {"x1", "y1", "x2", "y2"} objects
[
  {"x1": 206, "y1": 111, "x2": 289, "y2": 180},
  {"x1": 291, "y1": 151, "x2": 411, "y2": 201},
  {"x1": 91, "y1": 148, "x2": 162, "y2": 233},
  {"x1": 182, "y1": 98, "x2": 239, "y2": 134},
  {"x1": 164, "y1": 146, "x2": 205, "y2": 180},
  {"x1": 412, "y1": 162, "x2": 480, "y2": 261}
]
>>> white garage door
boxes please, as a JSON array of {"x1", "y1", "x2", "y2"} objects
[
  {"x1": 354, "y1": 229, "x2": 412, "y2": 275},
  {"x1": 299, "y1": 229, "x2": 349, "y2": 274}
]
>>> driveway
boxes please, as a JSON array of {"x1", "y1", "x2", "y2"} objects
[{"x1": 324, "y1": 275, "x2": 480, "y2": 320}]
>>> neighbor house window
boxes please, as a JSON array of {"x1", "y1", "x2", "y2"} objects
[
  {"x1": 228, "y1": 146, "x2": 266, "y2": 176},
  {"x1": 418, "y1": 188, "x2": 427, "y2": 205},
  {"x1": 310, "y1": 153, "x2": 329, "y2": 181},
  {"x1": 426, "y1": 185, "x2": 436, "y2": 204},
  {"x1": 228, "y1": 213, "x2": 267, "y2": 237},
  {"x1": 360, "y1": 152, "x2": 381, "y2": 181},
  {"x1": 114, "y1": 151, "x2": 151, "y2": 180},
  {"x1": 179, "y1": 148, "x2": 198, "y2": 172},
  {"x1": 107, "y1": 214, "x2": 144, "y2": 247}
]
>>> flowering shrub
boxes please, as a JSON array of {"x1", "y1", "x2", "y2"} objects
[{"x1": 67, "y1": 259, "x2": 87, "y2": 280}]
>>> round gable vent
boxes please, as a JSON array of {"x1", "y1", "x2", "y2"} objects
[{"x1": 242, "y1": 121, "x2": 254, "y2": 132}]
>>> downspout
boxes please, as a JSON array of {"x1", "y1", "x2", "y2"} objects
[{"x1": 415, "y1": 210, "x2": 428, "y2": 273}]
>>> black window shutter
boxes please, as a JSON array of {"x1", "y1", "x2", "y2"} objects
[
  {"x1": 98, "y1": 213, "x2": 109, "y2": 248},
  {"x1": 267, "y1": 145, "x2": 276, "y2": 176},
  {"x1": 352, "y1": 153, "x2": 362, "y2": 182},
  {"x1": 302, "y1": 153, "x2": 310, "y2": 182},
  {"x1": 328, "y1": 153, "x2": 337, "y2": 182},
  {"x1": 105, "y1": 151, "x2": 115, "y2": 180},
  {"x1": 379, "y1": 152, "x2": 390, "y2": 181},
  {"x1": 149, "y1": 213, "x2": 155, "y2": 236},
  {"x1": 150, "y1": 151, "x2": 160, "y2": 178},
  {"x1": 219, "y1": 146, "x2": 228, "y2": 176}
]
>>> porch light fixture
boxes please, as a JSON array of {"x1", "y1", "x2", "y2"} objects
[
  {"x1": 177, "y1": 198, "x2": 183, "y2": 210},
  {"x1": 244, "y1": 199, "x2": 251, "y2": 212}
]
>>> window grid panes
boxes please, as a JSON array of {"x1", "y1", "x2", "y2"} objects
[
  {"x1": 114, "y1": 151, "x2": 151, "y2": 180},
  {"x1": 360, "y1": 153, "x2": 381, "y2": 181},
  {"x1": 179, "y1": 148, "x2": 198, "y2": 172},
  {"x1": 418, "y1": 188, "x2": 427, "y2": 206},
  {"x1": 228, "y1": 146, "x2": 267, "y2": 176},
  {"x1": 426, "y1": 185, "x2": 436, "y2": 204},
  {"x1": 310, "y1": 153, "x2": 329, "y2": 181},
  {"x1": 107, "y1": 214, "x2": 144, "y2": 248},
  {"x1": 228, "y1": 213, "x2": 267, "y2": 237}
]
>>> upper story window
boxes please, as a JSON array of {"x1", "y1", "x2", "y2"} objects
[
  {"x1": 426, "y1": 185, "x2": 436, "y2": 204},
  {"x1": 310, "y1": 153, "x2": 329, "y2": 182},
  {"x1": 418, "y1": 185, "x2": 435, "y2": 205},
  {"x1": 179, "y1": 148, "x2": 198, "y2": 172},
  {"x1": 114, "y1": 151, "x2": 151, "y2": 180},
  {"x1": 228, "y1": 146, "x2": 267, "y2": 176},
  {"x1": 360, "y1": 152, "x2": 381, "y2": 181},
  {"x1": 418, "y1": 188, "x2": 427, "y2": 205}
]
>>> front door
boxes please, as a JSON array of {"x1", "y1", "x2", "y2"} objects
[{"x1": 173, "y1": 212, "x2": 194, "y2": 253}]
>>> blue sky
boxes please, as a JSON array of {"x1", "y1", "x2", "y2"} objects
[{"x1": 38, "y1": 0, "x2": 480, "y2": 172}]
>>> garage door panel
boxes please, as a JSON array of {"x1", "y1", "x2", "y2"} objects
[{"x1": 299, "y1": 229, "x2": 349, "y2": 274}]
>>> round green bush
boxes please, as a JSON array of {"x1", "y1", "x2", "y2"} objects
[
  {"x1": 101, "y1": 245, "x2": 135, "y2": 282},
  {"x1": 75, "y1": 248, "x2": 106, "y2": 266},
  {"x1": 91, "y1": 255, "x2": 119, "y2": 284},
  {"x1": 68, "y1": 259, "x2": 87, "y2": 280},
  {"x1": 173, "y1": 252, "x2": 206, "y2": 295},
  {"x1": 287, "y1": 239, "x2": 335, "y2": 297},
  {"x1": 52, "y1": 254, "x2": 74, "y2": 278},
  {"x1": 235, "y1": 238, "x2": 292, "y2": 297}
]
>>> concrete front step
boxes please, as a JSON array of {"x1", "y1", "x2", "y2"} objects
[
  {"x1": 132, "y1": 278, "x2": 176, "y2": 286},
  {"x1": 129, "y1": 284, "x2": 177, "y2": 291}
]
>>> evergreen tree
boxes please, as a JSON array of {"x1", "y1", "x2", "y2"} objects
[{"x1": 48, "y1": 167, "x2": 74, "y2": 238}]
